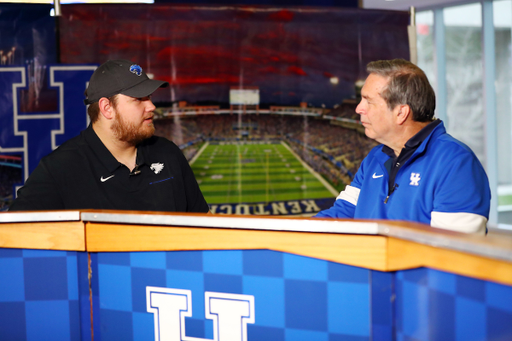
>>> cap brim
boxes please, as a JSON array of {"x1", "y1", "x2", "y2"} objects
[{"x1": 121, "y1": 79, "x2": 169, "y2": 99}]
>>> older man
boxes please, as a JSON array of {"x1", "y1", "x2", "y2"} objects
[
  {"x1": 316, "y1": 59, "x2": 490, "y2": 234},
  {"x1": 10, "y1": 59, "x2": 209, "y2": 213}
]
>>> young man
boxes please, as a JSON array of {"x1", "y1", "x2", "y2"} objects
[
  {"x1": 10, "y1": 59, "x2": 209, "y2": 213},
  {"x1": 316, "y1": 59, "x2": 490, "y2": 234}
]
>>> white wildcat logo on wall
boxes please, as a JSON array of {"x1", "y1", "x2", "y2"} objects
[{"x1": 147, "y1": 286, "x2": 255, "y2": 341}]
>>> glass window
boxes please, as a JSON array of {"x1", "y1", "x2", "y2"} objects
[
  {"x1": 416, "y1": 11, "x2": 435, "y2": 87},
  {"x1": 444, "y1": 4, "x2": 485, "y2": 164},
  {"x1": 494, "y1": 0, "x2": 512, "y2": 222}
]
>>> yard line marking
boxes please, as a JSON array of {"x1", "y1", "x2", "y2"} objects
[
  {"x1": 189, "y1": 141, "x2": 209, "y2": 165},
  {"x1": 237, "y1": 144, "x2": 242, "y2": 204},
  {"x1": 280, "y1": 141, "x2": 339, "y2": 196}
]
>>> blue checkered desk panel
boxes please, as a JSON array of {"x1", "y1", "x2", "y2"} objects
[
  {"x1": 4, "y1": 247, "x2": 511, "y2": 341},
  {"x1": 93, "y1": 249, "x2": 382, "y2": 341},
  {"x1": 395, "y1": 267, "x2": 512, "y2": 341},
  {"x1": 92, "y1": 250, "x2": 512, "y2": 341},
  {"x1": 0, "y1": 248, "x2": 88, "y2": 341}
]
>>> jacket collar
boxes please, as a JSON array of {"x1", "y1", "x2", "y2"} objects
[
  {"x1": 413, "y1": 119, "x2": 444, "y2": 155},
  {"x1": 377, "y1": 119, "x2": 445, "y2": 162}
]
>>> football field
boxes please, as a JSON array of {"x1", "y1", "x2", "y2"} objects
[{"x1": 190, "y1": 142, "x2": 338, "y2": 205}]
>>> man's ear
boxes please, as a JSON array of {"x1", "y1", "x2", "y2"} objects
[
  {"x1": 396, "y1": 104, "x2": 411, "y2": 125},
  {"x1": 98, "y1": 97, "x2": 114, "y2": 120}
]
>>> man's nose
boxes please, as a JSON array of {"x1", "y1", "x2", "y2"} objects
[
  {"x1": 355, "y1": 102, "x2": 364, "y2": 115},
  {"x1": 146, "y1": 99, "x2": 156, "y2": 111}
]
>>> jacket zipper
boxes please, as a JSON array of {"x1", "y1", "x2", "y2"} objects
[{"x1": 384, "y1": 183, "x2": 399, "y2": 204}]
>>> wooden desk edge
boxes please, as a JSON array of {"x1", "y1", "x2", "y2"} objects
[
  {"x1": 0, "y1": 221, "x2": 86, "y2": 251},
  {"x1": 1, "y1": 217, "x2": 511, "y2": 286},
  {"x1": 84, "y1": 222, "x2": 512, "y2": 286},
  {"x1": 85, "y1": 222, "x2": 390, "y2": 271}
]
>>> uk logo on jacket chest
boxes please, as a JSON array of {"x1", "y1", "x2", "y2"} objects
[{"x1": 410, "y1": 173, "x2": 421, "y2": 186}]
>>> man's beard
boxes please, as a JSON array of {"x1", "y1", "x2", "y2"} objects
[{"x1": 111, "y1": 113, "x2": 155, "y2": 145}]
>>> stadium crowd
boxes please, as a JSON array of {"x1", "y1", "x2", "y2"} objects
[
  {"x1": 328, "y1": 99, "x2": 360, "y2": 120},
  {"x1": 154, "y1": 113, "x2": 376, "y2": 189}
]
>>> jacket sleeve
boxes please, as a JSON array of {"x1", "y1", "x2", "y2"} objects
[
  {"x1": 430, "y1": 148, "x2": 490, "y2": 234},
  {"x1": 314, "y1": 185, "x2": 360, "y2": 218},
  {"x1": 314, "y1": 154, "x2": 368, "y2": 218}
]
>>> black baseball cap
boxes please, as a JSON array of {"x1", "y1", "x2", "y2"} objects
[{"x1": 84, "y1": 59, "x2": 169, "y2": 105}]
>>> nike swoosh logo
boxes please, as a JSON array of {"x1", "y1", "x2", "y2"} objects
[
  {"x1": 372, "y1": 173, "x2": 384, "y2": 179},
  {"x1": 100, "y1": 174, "x2": 115, "y2": 182}
]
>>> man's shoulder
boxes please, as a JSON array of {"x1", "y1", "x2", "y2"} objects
[
  {"x1": 429, "y1": 130, "x2": 478, "y2": 157},
  {"x1": 418, "y1": 130, "x2": 486, "y2": 176},
  {"x1": 43, "y1": 132, "x2": 88, "y2": 161},
  {"x1": 140, "y1": 135, "x2": 185, "y2": 162}
]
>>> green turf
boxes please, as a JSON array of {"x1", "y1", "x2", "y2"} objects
[{"x1": 191, "y1": 142, "x2": 336, "y2": 204}]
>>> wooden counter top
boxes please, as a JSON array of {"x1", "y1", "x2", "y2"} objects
[{"x1": 1, "y1": 210, "x2": 512, "y2": 285}]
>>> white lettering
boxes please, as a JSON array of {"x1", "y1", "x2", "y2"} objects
[
  {"x1": 146, "y1": 287, "x2": 190, "y2": 341},
  {"x1": 235, "y1": 204, "x2": 250, "y2": 215},
  {"x1": 147, "y1": 287, "x2": 255, "y2": 341},
  {"x1": 206, "y1": 292, "x2": 255, "y2": 341},
  {"x1": 253, "y1": 203, "x2": 270, "y2": 215},
  {"x1": 300, "y1": 200, "x2": 321, "y2": 213},
  {"x1": 271, "y1": 202, "x2": 288, "y2": 215},
  {"x1": 287, "y1": 200, "x2": 302, "y2": 214},
  {"x1": 218, "y1": 204, "x2": 232, "y2": 214}
]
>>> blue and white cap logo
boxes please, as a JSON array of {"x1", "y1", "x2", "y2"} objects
[{"x1": 130, "y1": 64, "x2": 143, "y2": 76}]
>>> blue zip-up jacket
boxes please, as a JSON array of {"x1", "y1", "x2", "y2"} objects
[{"x1": 316, "y1": 122, "x2": 491, "y2": 233}]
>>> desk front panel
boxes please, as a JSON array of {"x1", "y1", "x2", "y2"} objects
[
  {"x1": 91, "y1": 249, "x2": 512, "y2": 341},
  {"x1": 91, "y1": 249, "x2": 383, "y2": 341},
  {"x1": 0, "y1": 248, "x2": 90, "y2": 341},
  {"x1": 2, "y1": 247, "x2": 512, "y2": 340}
]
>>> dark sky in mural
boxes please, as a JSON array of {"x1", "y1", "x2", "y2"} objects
[
  {"x1": 0, "y1": 4, "x2": 57, "y2": 66},
  {"x1": 60, "y1": 5, "x2": 409, "y2": 107}
]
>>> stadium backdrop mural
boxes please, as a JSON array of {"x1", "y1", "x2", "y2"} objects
[{"x1": 0, "y1": 3, "x2": 409, "y2": 214}]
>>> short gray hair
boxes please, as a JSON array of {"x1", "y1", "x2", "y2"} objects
[{"x1": 367, "y1": 59, "x2": 436, "y2": 122}]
